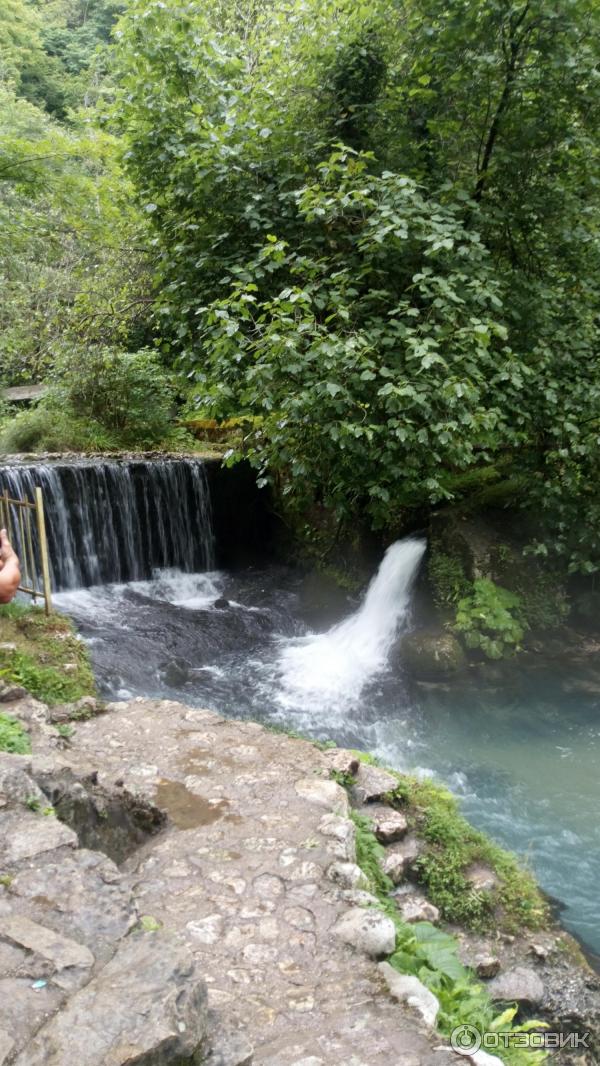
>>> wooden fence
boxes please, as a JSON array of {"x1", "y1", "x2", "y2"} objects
[{"x1": 0, "y1": 488, "x2": 52, "y2": 614}]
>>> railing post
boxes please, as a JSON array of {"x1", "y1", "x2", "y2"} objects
[{"x1": 35, "y1": 487, "x2": 52, "y2": 615}]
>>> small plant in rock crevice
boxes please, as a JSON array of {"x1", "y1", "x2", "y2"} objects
[
  {"x1": 428, "y1": 550, "x2": 470, "y2": 612},
  {"x1": 55, "y1": 723, "x2": 74, "y2": 739},
  {"x1": 0, "y1": 712, "x2": 30, "y2": 754}
]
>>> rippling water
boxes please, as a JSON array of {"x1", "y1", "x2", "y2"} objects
[{"x1": 56, "y1": 560, "x2": 600, "y2": 956}]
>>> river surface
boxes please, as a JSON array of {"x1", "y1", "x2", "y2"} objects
[{"x1": 55, "y1": 545, "x2": 600, "y2": 958}]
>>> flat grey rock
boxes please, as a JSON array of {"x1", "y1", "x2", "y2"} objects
[
  {"x1": 0, "y1": 809, "x2": 77, "y2": 865},
  {"x1": 372, "y1": 809, "x2": 408, "y2": 844},
  {"x1": 0, "y1": 1029, "x2": 14, "y2": 1065},
  {"x1": 0, "y1": 914, "x2": 94, "y2": 973},
  {"x1": 294, "y1": 777, "x2": 349, "y2": 815},
  {"x1": 9, "y1": 849, "x2": 135, "y2": 961},
  {"x1": 16, "y1": 934, "x2": 208, "y2": 1066},
  {"x1": 0, "y1": 976, "x2": 64, "y2": 1058}
]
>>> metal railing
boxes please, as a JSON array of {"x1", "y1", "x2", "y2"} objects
[{"x1": 0, "y1": 488, "x2": 52, "y2": 614}]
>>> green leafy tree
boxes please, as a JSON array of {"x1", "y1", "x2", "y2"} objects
[
  {"x1": 198, "y1": 149, "x2": 524, "y2": 526},
  {"x1": 96, "y1": 0, "x2": 600, "y2": 567},
  {"x1": 0, "y1": 78, "x2": 153, "y2": 385}
]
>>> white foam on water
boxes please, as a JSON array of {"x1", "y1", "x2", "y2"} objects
[
  {"x1": 55, "y1": 568, "x2": 224, "y2": 617},
  {"x1": 276, "y1": 537, "x2": 426, "y2": 722},
  {"x1": 142, "y1": 568, "x2": 223, "y2": 609}
]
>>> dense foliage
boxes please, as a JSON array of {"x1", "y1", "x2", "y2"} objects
[
  {"x1": 0, "y1": 0, "x2": 152, "y2": 398},
  {"x1": 110, "y1": 0, "x2": 600, "y2": 570}
]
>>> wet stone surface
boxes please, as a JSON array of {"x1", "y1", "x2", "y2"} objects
[{"x1": 0, "y1": 696, "x2": 447, "y2": 1065}]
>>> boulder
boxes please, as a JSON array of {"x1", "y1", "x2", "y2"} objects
[
  {"x1": 488, "y1": 965, "x2": 544, "y2": 1007},
  {"x1": 322, "y1": 749, "x2": 360, "y2": 777},
  {"x1": 466, "y1": 863, "x2": 499, "y2": 894},
  {"x1": 0, "y1": 683, "x2": 28, "y2": 703},
  {"x1": 371, "y1": 808, "x2": 408, "y2": 844},
  {"x1": 381, "y1": 835, "x2": 420, "y2": 884},
  {"x1": 163, "y1": 659, "x2": 192, "y2": 686},
  {"x1": 326, "y1": 862, "x2": 366, "y2": 890},
  {"x1": 333, "y1": 908, "x2": 396, "y2": 958},
  {"x1": 16, "y1": 934, "x2": 209, "y2": 1066},
  {"x1": 397, "y1": 896, "x2": 440, "y2": 925},
  {"x1": 351, "y1": 762, "x2": 398, "y2": 804},
  {"x1": 475, "y1": 955, "x2": 501, "y2": 979},
  {"x1": 400, "y1": 629, "x2": 467, "y2": 680}
]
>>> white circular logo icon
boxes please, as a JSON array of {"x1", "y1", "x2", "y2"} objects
[{"x1": 451, "y1": 1024, "x2": 482, "y2": 1055}]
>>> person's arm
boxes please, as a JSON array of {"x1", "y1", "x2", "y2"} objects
[{"x1": 0, "y1": 529, "x2": 21, "y2": 603}]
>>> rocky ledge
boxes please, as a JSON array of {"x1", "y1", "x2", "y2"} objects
[{"x1": 0, "y1": 693, "x2": 597, "y2": 1065}]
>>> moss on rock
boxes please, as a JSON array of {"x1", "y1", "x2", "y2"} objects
[{"x1": 401, "y1": 628, "x2": 467, "y2": 679}]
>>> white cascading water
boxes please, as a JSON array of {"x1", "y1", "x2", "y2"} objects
[
  {"x1": 276, "y1": 537, "x2": 426, "y2": 717},
  {"x1": 0, "y1": 459, "x2": 214, "y2": 590}
]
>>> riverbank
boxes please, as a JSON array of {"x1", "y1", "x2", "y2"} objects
[
  {"x1": 0, "y1": 688, "x2": 598, "y2": 1064},
  {"x1": 0, "y1": 603, "x2": 95, "y2": 707}
]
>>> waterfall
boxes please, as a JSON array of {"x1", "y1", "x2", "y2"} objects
[
  {"x1": 277, "y1": 537, "x2": 426, "y2": 713},
  {"x1": 0, "y1": 459, "x2": 214, "y2": 591}
]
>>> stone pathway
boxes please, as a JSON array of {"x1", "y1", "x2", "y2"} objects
[{"x1": 0, "y1": 696, "x2": 459, "y2": 1066}]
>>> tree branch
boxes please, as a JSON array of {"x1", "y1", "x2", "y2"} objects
[{"x1": 473, "y1": 2, "x2": 531, "y2": 203}]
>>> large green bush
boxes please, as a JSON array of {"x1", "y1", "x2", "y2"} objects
[{"x1": 50, "y1": 347, "x2": 175, "y2": 443}]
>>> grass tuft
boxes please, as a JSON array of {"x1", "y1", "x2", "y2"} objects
[{"x1": 0, "y1": 604, "x2": 95, "y2": 706}]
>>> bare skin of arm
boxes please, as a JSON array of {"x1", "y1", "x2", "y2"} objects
[{"x1": 0, "y1": 529, "x2": 21, "y2": 603}]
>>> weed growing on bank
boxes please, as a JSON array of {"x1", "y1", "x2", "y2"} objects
[
  {"x1": 350, "y1": 813, "x2": 547, "y2": 1066},
  {"x1": 385, "y1": 773, "x2": 548, "y2": 933},
  {"x1": 0, "y1": 603, "x2": 95, "y2": 705},
  {"x1": 0, "y1": 712, "x2": 30, "y2": 753}
]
